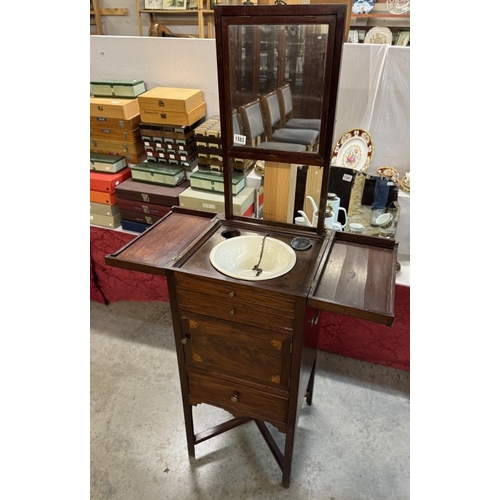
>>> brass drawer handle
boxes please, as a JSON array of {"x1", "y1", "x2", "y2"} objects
[
  {"x1": 228, "y1": 291, "x2": 234, "y2": 298},
  {"x1": 230, "y1": 394, "x2": 239, "y2": 403},
  {"x1": 229, "y1": 309, "x2": 235, "y2": 315},
  {"x1": 181, "y1": 338, "x2": 187, "y2": 344}
]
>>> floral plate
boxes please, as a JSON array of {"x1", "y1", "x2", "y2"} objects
[
  {"x1": 387, "y1": 0, "x2": 410, "y2": 15},
  {"x1": 364, "y1": 26, "x2": 393, "y2": 44},
  {"x1": 331, "y1": 129, "x2": 374, "y2": 173}
]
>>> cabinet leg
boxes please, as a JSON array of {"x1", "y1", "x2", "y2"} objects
[
  {"x1": 305, "y1": 357, "x2": 317, "y2": 406},
  {"x1": 281, "y1": 429, "x2": 296, "y2": 488},
  {"x1": 183, "y1": 403, "x2": 196, "y2": 457}
]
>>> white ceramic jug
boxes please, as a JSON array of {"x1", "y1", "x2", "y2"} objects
[
  {"x1": 326, "y1": 193, "x2": 347, "y2": 224},
  {"x1": 312, "y1": 210, "x2": 344, "y2": 230},
  {"x1": 297, "y1": 210, "x2": 314, "y2": 227}
]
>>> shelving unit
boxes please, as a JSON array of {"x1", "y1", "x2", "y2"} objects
[
  {"x1": 136, "y1": 0, "x2": 210, "y2": 37},
  {"x1": 349, "y1": 2, "x2": 410, "y2": 42},
  {"x1": 91, "y1": 0, "x2": 103, "y2": 34},
  {"x1": 91, "y1": 0, "x2": 129, "y2": 35},
  {"x1": 135, "y1": 1, "x2": 409, "y2": 40}
]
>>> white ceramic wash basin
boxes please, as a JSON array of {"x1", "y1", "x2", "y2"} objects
[{"x1": 209, "y1": 234, "x2": 296, "y2": 281}]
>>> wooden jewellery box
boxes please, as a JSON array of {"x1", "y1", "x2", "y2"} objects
[
  {"x1": 89, "y1": 97, "x2": 140, "y2": 120},
  {"x1": 138, "y1": 87, "x2": 206, "y2": 126}
]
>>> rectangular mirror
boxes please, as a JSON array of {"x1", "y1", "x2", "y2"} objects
[{"x1": 214, "y1": 4, "x2": 347, "y2": 229}]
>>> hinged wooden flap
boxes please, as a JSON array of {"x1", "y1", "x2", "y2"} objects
[
  {"x1": 104, "y1": 208, "x2": 219, "y2": 276},
  {"x1": 307, "y1": 232, "x2": 398, "y2": 326}
]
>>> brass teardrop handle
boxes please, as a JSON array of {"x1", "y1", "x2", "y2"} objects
[
  {"x1": 228, "y1": 291, "x2": 234, "y2": 298},
  {"x1": 181, "y1": 338, "x2": 187, "y2": 344},
  {"x1": 229, "y1": 309, "x2": 235, "y2": 315},
  {"x1": 230, "y1": 394, "x2": 239, "y2": 403}
]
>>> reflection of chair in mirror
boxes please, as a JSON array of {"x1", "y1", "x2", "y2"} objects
[
  {"x1": 232, "y1": 109, "x2": 242, "y2": 136},
  {"x1": 277, "y1": 84, "x2": 321, "y2": 132},
  {"x1": 260, "y1": 91, "x2": 319, "y2": 151},
  {"x1": 238, "y1": 100, "x2": 307, "y2": 152}
]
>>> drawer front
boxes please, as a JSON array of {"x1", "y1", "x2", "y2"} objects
[
  {"x1": 175, "y1": 274, "x2": 296, "y2": 332},
  {"x1": 188, "y1": 371, "x2": 288, "y2": 425},
  {"x1": 180, "y1": 313, "x2": 291, "y2": 391},
  {"x1": 175, "y1": 273, "x2": 295, "y2": 311}
]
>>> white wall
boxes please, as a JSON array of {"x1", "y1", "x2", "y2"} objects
[
  {"x1": 90, "y1": 36, "x2": 220, "y2": 118},
  {"x1": 89, "y1": 35, "x2": 410, "y2": 259},
  {"x1": 90, "y1": 36, "x2": 410, "y2": 174}
]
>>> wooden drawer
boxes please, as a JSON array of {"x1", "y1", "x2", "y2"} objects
[
  {"x1": 175, "y1": 273, "x2": 296, "y2": 332},
  {"x1": 180, "y1": 312, "x2": 291, "y2": 391},
  {"x1": 188, "y1": 371, "x2": 288, "y2": 425}
]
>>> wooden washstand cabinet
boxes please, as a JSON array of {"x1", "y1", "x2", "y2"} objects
[{"x1": 105, "y1": 4, "x2": 398, "y2": 488}]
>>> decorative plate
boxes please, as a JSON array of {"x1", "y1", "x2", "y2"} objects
[
  {"x1": 331, "y1": 129, "x2": 374, "y2": 173},
  {"x1": 364, "y1": 26, "x2": 393, "y2": 45},
  {"x1": 352, "y1": 0, "x2": 376, "y2": 14},
  {"x1": 399, "y1": 172, "x2": 410, "y2": 193},
  {"x1": 387, "y1": 0, "x2": 410, "y2": 15},
  {"x1": 377, "y1": 166, "x2": 399, "y2": 181}
]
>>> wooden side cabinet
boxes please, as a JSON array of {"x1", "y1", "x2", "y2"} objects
[
  {"x1": 167, "y1": 271, "x2": 320, "y2": 487},
  {"x1": 105, "y1": 209, "x2": 397, "y2": 487}
]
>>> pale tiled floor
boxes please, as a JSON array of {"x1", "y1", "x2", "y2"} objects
[{"x1": 90, "y1": 299, "x2": 410, "y2": 500}]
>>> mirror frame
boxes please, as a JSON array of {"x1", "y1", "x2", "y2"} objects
[{"x1": 214, "y1": 4, "x2": 347, "y2": 231}]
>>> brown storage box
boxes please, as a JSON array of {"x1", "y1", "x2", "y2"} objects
[
  {"x1": 138, "y1": 87, "x2": 204, "y2": 113},
  {"x1": 91, "y1": 115, "x2": 141, "y2": 131},
  {"x1": 118, "y1": 209, "x2": 163, "y2": 226},
  {"x1": 140, "y1": 102, "x2": 206, "y2": 127},
  {"x1": 90, "y1": 138, "x2": 145, "y2": 156},
  {"x1": 90, "y1": 126, "x2": 141, "y2": 142},
  {"x1": 117, "y1": 198, "x2": 171, "y2": 217},
  {"x1": 115, "y1": 178, "x2": 189, "y2": 206},
  {"x1": 90, "y1": 97, "x2": 140, "y2": 119}
]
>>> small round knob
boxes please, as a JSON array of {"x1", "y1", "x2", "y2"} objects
[
  {"x1": 228, "y1": 291, "x2": 234, "y2": 298},
  {"x1": 230, "y1": 394, "x2": 239, "y2": 403},
  {"x1": 229, "y1": 309, "x2": 235, "y2": 315},
  {"x1": 181, "y1": 338, "x2": 187, "y2": 344}
]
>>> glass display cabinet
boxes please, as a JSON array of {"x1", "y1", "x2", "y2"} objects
[{"x1": 105, "y1": 3, "x2": 398, "y2": 488}]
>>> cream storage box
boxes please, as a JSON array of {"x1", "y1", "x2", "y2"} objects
[
  {"x1": 90, "y1": 153, "x2": 127, "y2": 173},
  {"x1": 90, "y1": 201, "x2": 120, "y2": 217},
  {"x1": 189, "y1": 170, "x2": 245, "y2": 195},
  {"x1": 179, "y1": 186, "x2": 255, "y2": 217},
  {"x1": 130, "y1": 161, "x2": 186, "y2": 186},
  {"x1": 90, "y1": 80, "x2": 146, "y2": 98},
  {"x1": 90, "y1": 212, "x2": 122, "y2": 228}
]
